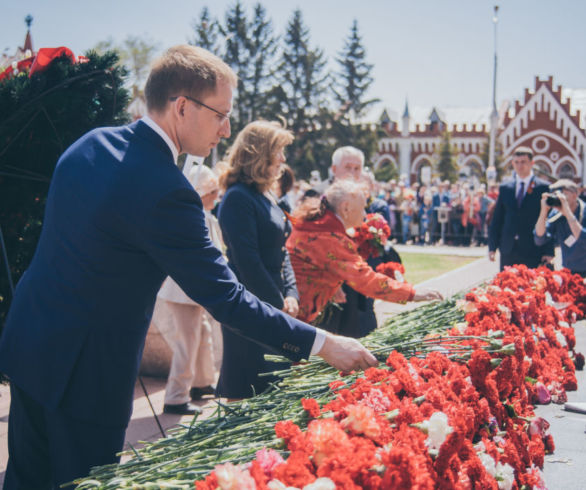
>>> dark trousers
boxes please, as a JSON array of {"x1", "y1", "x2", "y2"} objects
[
  {"x1": 316, "y1": 284, "x2": 377, "y2": 339},
  {"x1": 499, "y1": 241, "x2": 542, "y2": 271},
  {"x1": 4, "y1": 383, "x2": 126, "y2": 489}
]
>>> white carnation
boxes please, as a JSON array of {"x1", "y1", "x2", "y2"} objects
[
  {"x1": 303, "y1": 478, "x2": 336, "y2": 490},
  {"x1": 424, "y1": 412, "x2": 452, "y2": 450},
  {"x1": 496, "y1": 462, "x2": 515, "y2": 490},
  {"x1": 478, "y1": 452, "x2": 496, "y2": 477},
  {"x1": 555, "y1": 331, "x2": 567, "y2": 347},
  {"x1": 268, "y1": 480, "x2": 297, "y2": 490}
]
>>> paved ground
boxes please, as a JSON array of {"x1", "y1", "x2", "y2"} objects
[{"x1": 0, "y1": 244, "x2": 584, "y2": 488}]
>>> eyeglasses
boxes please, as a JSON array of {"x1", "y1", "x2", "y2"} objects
[{"x1": 169, "y1": 95, "x2": 230, "y2": 122}]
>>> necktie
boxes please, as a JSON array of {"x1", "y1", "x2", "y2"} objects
[{"x1": 516, "y1": 181, "x2": 525, "y2": 208}]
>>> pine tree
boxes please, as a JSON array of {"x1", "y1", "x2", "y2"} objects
[
  {"x1": 222, "y1": 0, "x2": 250, "y2": 132},
  {"x1": 274, "y1": 9, "x2": 331, "y2": 179},
  {"x1": 191, "y1": 6, "x2": 221, "y2": 54},
  {"x1": 333, "y1": 20, "x2": 379, "y2": 122},
  {"x1": 436, "y1": 130, "x2": 459, "y2": 182},
  {"x1": 278, "y1": 9, "x2": 328, "y2": 132},
  {"x1": 247, "y1": 3, "x2": 278, "y2": 121}
]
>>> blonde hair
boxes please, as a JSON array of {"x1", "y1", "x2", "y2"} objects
[
  {"x1": 145, "y1": 45, "x2": 237, "y2": 113},
  {"x1": 220, "y1": 120, "x2": 294, "y2": 192}
]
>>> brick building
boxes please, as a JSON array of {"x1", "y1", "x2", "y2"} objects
[{"x1": 374, "y1": 76, "x2": 586, "y2": 185}]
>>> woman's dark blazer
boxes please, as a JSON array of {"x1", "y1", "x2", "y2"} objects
[{"x1": 216, "y1": 182, "x2": 298, "y2": 397}]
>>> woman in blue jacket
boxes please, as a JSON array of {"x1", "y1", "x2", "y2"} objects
[{"x1": 217, "y1": 120, "x2": 299, "y2": 398}]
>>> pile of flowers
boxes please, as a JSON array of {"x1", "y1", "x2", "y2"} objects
[{"x1": 196, "y1": 266, "x2": 585, "y2": 490}]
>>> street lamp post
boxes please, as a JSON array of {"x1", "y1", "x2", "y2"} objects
[{"x1": 488, "y1": 5, "x2": 499, "y2": 175}]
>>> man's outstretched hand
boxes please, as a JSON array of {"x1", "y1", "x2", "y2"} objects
[{"x1": 317, "y1": 333, "x2": 378, "y2": 371}]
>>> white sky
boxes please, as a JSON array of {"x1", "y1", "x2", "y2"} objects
[{"x1": 3, "y1": 0, "x2": 585, "y2": 121}]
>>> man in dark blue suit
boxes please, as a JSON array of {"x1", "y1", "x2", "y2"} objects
[
  {"x1": 488, "y1": 146, "x2": 554, "y2": 270},
  {"x1": 0, "y1": 45, "x2": 377, "y2": 489}
]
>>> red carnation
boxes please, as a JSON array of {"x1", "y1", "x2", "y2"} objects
[{"x1": 301, "y1": 398, "x2": 321, "y2": 418}]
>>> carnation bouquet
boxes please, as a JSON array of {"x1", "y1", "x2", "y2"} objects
[
  {"x1": 376, "y1": 261, "x2": 406, "y2": 283},
  {"x1": 348, "y1": 213, "x2": 390, "y2": 260}
]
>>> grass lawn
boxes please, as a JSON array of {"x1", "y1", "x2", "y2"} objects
[{"x1": 400, "y1": 252, "x2": 478, "y2": 285}]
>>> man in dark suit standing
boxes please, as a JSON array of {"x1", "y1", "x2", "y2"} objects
[
  {"x1": 488, "y1": 146, "x2": 554, "y2": 270},
  {"x1": 0, "y1": 45, "x2": 377, "y2": 489}
]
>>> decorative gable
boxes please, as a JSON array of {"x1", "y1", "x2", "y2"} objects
[{"x1": 500, "y1": 76, "x2": 586, "y2": 181}]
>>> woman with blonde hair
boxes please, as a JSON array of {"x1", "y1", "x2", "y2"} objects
[
  {"x1": 216, "y1": 120, "x2": 299, "y2": 399},
  {"x1": 287, "y1": 179, "x2": 442, "y2": 326}
]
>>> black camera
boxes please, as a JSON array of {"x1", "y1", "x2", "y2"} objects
[{"x1": 546, "y1": 195, "x2": 561, "y2": 207}]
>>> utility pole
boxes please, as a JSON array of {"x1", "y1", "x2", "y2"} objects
[{"x1": 488, "y1": 5, "x2": 499, "y2": 176}]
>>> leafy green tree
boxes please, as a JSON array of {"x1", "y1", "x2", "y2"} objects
[
  {"x1": 333, "y1": 20, "x2": 379, "y2": 122},
  {"x1": 191, "y1": 6, "x2": 221, "y2": 54},
  {"x1": 0, "y1": 52, "x2": 129, "y2": 351},
  {"x1": 120, "y1": 36, "x2": 159, "y2": 98},
  {"x1": 436, "y1": 130, "x2": 459, "y2": 182},
  {"x1": 91, "y1": 35, "x2": 158, "y2": 98}
]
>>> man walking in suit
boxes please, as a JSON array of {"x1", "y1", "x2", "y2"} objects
[
  {"x1": 0, "y1": 45, "x2": 376, "y2": 489},
  {"x1": 488, "y1": 146, "x2": 553, "y2": 270}
]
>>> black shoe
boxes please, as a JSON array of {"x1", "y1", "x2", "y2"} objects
[
  {"x1": 163, "y1": 402, "x2": 201, "y2": 415},
  {"x1": 190, "y1": 385, "x2": 215, "y2": 400}
]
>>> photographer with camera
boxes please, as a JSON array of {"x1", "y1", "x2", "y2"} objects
[{"x1": 534, "y1": 179, "x2": 586, "y2": 277}]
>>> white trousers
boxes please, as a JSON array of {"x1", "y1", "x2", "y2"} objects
[{"x1": 152, "y1": 298, "x2": 223, "y2": 405}]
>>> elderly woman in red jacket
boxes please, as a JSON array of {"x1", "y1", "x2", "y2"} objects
[{"x1": 287, "y1": 179, "x2": 442, "y2": 325}]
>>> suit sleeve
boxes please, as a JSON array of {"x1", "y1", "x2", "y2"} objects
[
  {"x1": 488, "y1": 188, "x2": 505, "y2": 252},
  {"x1": 219, "y1": 189, "x2": 285, "y2": 308},
  {"x1": 139, "y1": 187, "x2": 315, "y2": 361},
  {"x1": 323, "y1": 234, "x2": 415, "y2": 303},
  {"x1": 281, "y1": 249, "x2": 299, "y2": 300}
]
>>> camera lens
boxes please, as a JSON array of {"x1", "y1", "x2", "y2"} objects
[{"x1": 546, "y1": 195, "x2": 561, "y2": 207}]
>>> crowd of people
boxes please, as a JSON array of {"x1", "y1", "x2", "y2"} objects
[
  {"x1": 294, "y1": 169, "x2": 586, "y2": 250},
  {"x1": 294, "y1": 175, "x2": 499, "y2": 247}
]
